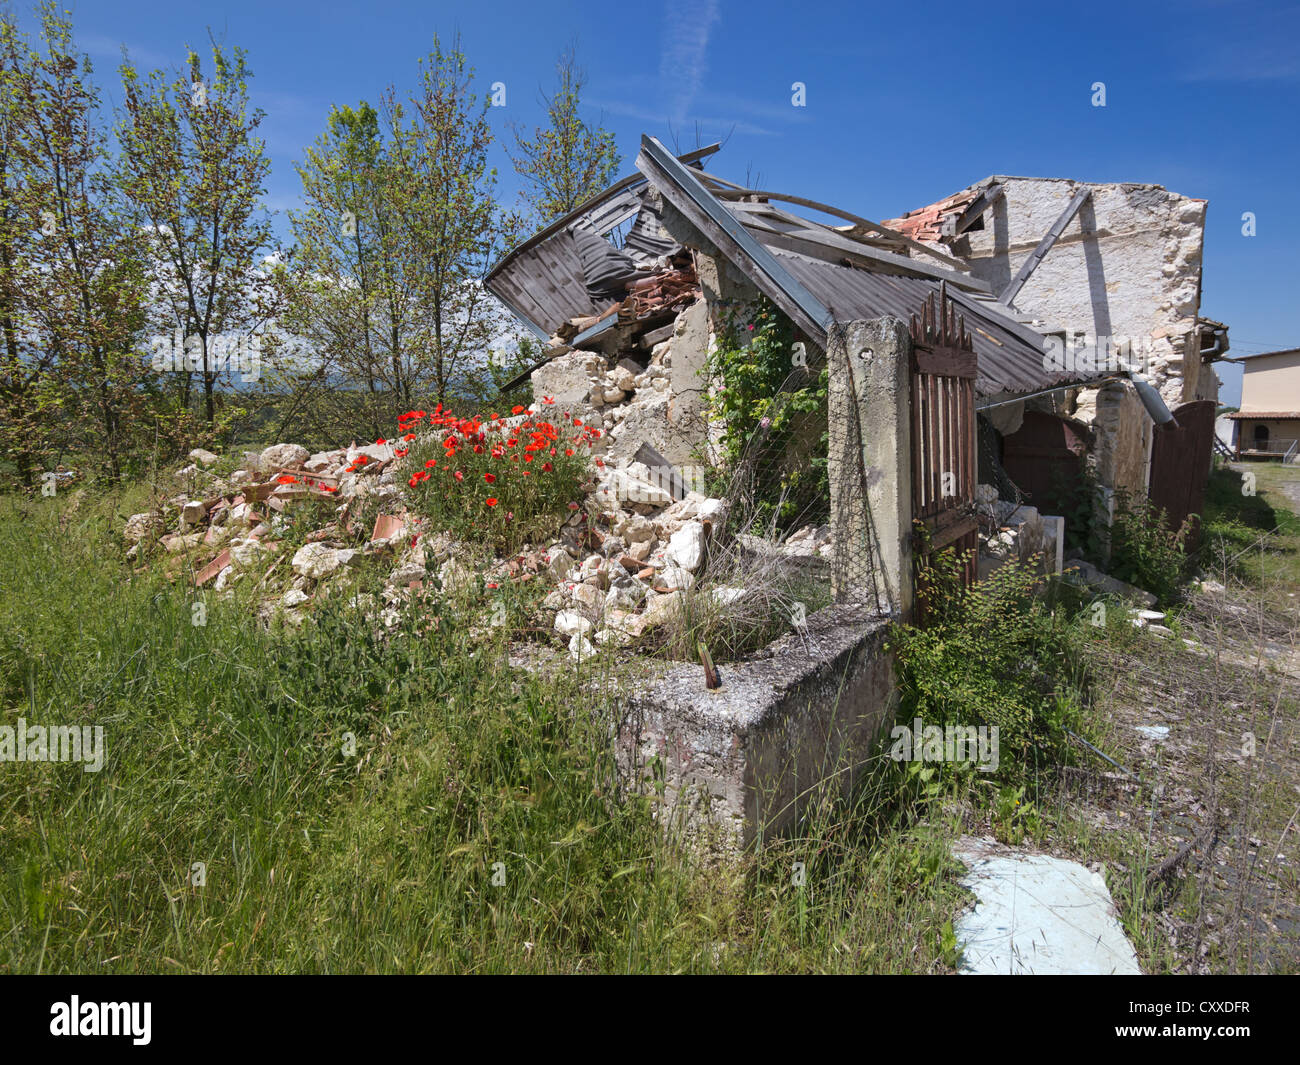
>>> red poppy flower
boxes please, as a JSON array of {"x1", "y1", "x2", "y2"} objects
[
  {"x1": 541, "y1": 462, "x2": 552, "y2": 472},
  {"x1": 453, "y1": 470, "x2": 464, "y2": 482},
  {"x1": 277, "y1": 475, "x2": 297, "y2": 484},
  {"x1": 485, "y1": 497, "x2": 498, "y2": 506},
  {"x1": 484, "y1": 473, "x2": 495, "y2": 484},
  {"x1": 424, "y1": 458, "x2": 437, "y2": 469},
  {"x1": 403, "y1": 433, "x2": 416, "y2": 442},
  {"x1": 511, "y1": 405, "x2": 525, "y2": 415},
  {"x1": 376, "y1": 438, "x2": 387, "y2": 446},
  {"x1": 542, "y1": 396, "x2": 555, "y2": 404},
  {"x1": 565, "y1": 448, "x2": 574, "y2": 456}
]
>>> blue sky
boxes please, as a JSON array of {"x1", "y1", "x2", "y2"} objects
[{"x1": 22, "y1": 0, "x2": 1300, "y2": 403}]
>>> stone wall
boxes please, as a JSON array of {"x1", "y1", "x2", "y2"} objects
[
  {"x1": 956, "y1": 176, "x2": 1220, "y2": 504},
  {"x1": 958, "y1": 176, "x2": 1211, "y2": 412}
]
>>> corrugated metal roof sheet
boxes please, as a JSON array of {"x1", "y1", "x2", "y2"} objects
[{"x1": 763, "y1": 248, "x2": 1085, "y2": 398}]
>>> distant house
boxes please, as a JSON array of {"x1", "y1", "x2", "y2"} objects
[{"x1": 1226, "y1": 348, "x2": 1300, "y2": 462}]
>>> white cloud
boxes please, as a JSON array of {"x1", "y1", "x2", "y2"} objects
[{"x1": 660, "y1": 0, "x2": 721, "y2": 122}]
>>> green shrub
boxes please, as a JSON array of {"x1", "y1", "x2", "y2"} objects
[
  {"x1": 889, "y1": 554, "x2": 1088, "y2": 785},
  {"x1": 704, "y1": 297, "x2": 828, "y2": 533},
  {"x1": 1107, "y1": 489, "x2": 1191, "y2": 603}
]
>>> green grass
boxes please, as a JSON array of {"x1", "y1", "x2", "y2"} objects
[
  {"x1": 0, "y1": 488, "x2": 964, "y2": 973},
  {"x1": 1200, "y1": 461, "x2": 1300, "y2": 587}
]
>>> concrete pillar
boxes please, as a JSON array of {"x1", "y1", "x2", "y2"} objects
[{"x1": 827, "y1": 317, "x2": 913, "y2": 616}]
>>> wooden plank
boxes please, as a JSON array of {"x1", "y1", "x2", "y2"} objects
[
  {"x1": 952, "y1": 183, "x2": 1004, "y2": 235},
  {"x1": 926, "y1": 514, "x2": 977, "y2": 551},
  {"x1": 699, "y1": 173, "x2": 978, "y2": 274}
]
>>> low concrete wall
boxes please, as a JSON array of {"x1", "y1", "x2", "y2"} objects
[{"x1": 618, "y1": 603, "x2": 896, "y2": 849}]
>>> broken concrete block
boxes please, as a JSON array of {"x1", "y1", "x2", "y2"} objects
[
  {"x1": 546, "y1": 545, "x2": 573, "y2": 580},
  {"x1": 229, "y1": 537, "x2": 273, "y2": 570},
  {"x1": 123, "y1": 512, "x2": 163, "y2": 544},
  {"x1": 569, "y1": 633, "x2": 596, "y2": 662},
  {"x1": 665, "y1": 521, "x2": 705, "y2": 572},
  {"x1": 259, "y1": 443, "x2": 310, "y2": 471},
  {"x1": 554, "y1": 610, "x2": 593, "y2": 638},
  {"x1": 653, "y1": 565, "x2": 694, "y2": 593},
  {"x1": 180, "y1": 499, "x2": 208, "y2": 527},
  {"x1": 291, "y1": 542, "x2": 357, "y2": 579},
  {"x1": 952, "y1": 836, "x2": 1141, "y2": 975}
]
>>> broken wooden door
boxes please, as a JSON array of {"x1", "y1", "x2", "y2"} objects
[{"x1": 910, "y1": 283, "x2": 979, "y2": 604}]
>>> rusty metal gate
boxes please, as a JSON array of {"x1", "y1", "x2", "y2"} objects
[
  {"x1": 910, "y1": 283, "x2": 978, "y2": 598},
  {"x1": 1149, "y1": 399, "x2": 1216, "y2": 546}
]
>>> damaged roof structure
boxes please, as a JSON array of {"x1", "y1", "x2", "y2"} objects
[
  {"x1": 487, "y1": 136, "x2": 1227, "y2": 532},
  {"x1": 488, "y1": 136, "x2": 1155, "y2": 405}
]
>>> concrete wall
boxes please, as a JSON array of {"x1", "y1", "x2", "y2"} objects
[
  {"x1": 617, "y1": 603, "x2": 895, "y2": 849},
  {"x1": 1241, "y1": 350, "x2": 1300, "y2": 412}
]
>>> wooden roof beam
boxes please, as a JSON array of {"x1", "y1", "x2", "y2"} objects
[{"x1": 999, "y1": 186, "x2": 1091, "y2": 307}]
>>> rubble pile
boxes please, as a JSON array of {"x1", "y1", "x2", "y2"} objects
[
  {"x1": 974, "y1": 484, "x2": 1062, "y2": 575},
  {"x1": 124, "y1": 415, "x2": 827, "y2": 658}
]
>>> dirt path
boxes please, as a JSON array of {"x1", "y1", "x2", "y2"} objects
[{"x1": 1047, "y1": 467, "x2": 1300, "y2": 973}]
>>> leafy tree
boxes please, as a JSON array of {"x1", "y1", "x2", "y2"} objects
[
  {"x1": 385, "y1": 33, "x2": 505, "y2": 405},
  {"x1": 116, "y1": 36, "x2": 275, "y2": 428},
  {"x1": 279, "y1": 33, "x2": 514, "y2": 440},
  {"x1": 0, "y1": 2, "x2": 149, "y2": 484},
  {"x1": 510, "y1": 44, "x2": 620, "y2": 226},
  {"x1": 278, "y1": 101, "x2": 410, "y2": 441}
]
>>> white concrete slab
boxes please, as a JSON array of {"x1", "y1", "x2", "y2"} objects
[{"x1": 952, "y1": 836, "x2": 1142, "y2": 975}]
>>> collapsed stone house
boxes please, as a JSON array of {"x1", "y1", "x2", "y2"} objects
[
  {"x1": 882, "y1": 176, "x2": 1228, "y2": 538},
  {"x1": 480, "y1": 137, "x2": 1234, "y2": 843},
  {"x1": 487, "y1": 138, "x2": 1228, "y2": 578}
]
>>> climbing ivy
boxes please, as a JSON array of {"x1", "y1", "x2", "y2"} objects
[{"x1": 704, "y1": 297, "x2": 828, "y2": 532}]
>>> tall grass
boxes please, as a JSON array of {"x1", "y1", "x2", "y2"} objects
[{"x1": 0, "y1": 489, "x2": 964, "y2": 973}]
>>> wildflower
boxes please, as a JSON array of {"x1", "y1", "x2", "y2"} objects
[
  {"x1": 277, "y1": 475, "x2": 298, "y2": 484},
  {"x1": 453, "y1": 470, "x2": 464, "y2": 482},
  {"x1": 484, "y1": 473, "x2": 495, "y2": 484},
  {"x1": 424, "y1": 458, "x2": 437, "y2": 469},
  {"x1": 485, "y1": 497, "x2": 498, "y2": 506},
  {"x1": 511, "y1": 405, "x2": 525, "y2": 415},
  {"x1": 565, "y1": 448, "x2": 574, "y2": 456},
  {"x1": 542, "y1": 395, "x2": 555, "y2": 404},
  {"x1": 568, "y1": 502, "x2": 579, "y2": 510},
  {"x1": 541, "y1": 462, "x2": 552, "y2": 472},
  {"x1": 376, "y1": 438, "x2": 387, "y2": 446}
]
